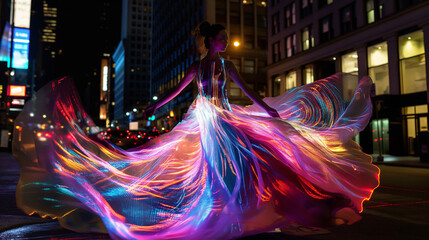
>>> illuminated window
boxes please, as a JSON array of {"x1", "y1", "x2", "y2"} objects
[
  {"x1": 368, "y1": 42, "x2": 389, "y2": 95},
  {"x1": 402, "y1": 104, "x2": 428, "y2": 154},
  {"x1": 366, "y1": 0, "x2": 384, "y2": 24},
  {"x1": 285, "y1": 70, "x2": 297, "y2": 91},
  {"x1": 341, "y1": 51, "x2": 358, "y2": 100},
  {"x1": 399, "y1": 30, "x2": 426, "y2": 94},
  {"x1": 285, "y1": 34, "x2": 296, "y2": 57},
  {"x1": 303, "y1": 65, "x2": 313, "y2": 84},
  {"x1": 231, "y1": 58, "x2": 241, "y2": 73},
  {"x1": 244, "y1": 59, "x2": 255, "y2": 73},
  {"x1": 301, "y1": 25, "x2": 314, "y2": 50},
  {"x1": 230, "y1": 81, "x2": 242, "y2": 97}
]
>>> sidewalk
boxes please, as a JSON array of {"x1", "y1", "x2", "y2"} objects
[{"x1": 371, "y1": 154, "x2": 429, "y2": 168}]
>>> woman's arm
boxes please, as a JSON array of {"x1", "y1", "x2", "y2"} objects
[
  {"x1": 227, "y1": 61, "x2": 280, "y2": 118},
  {"x1": 143, "y1": 62, "x2": 198, "y2": 118}
]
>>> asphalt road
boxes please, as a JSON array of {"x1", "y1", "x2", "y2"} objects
[{"x1": 1, "y1": 152, "x2": 428, "y2": 239}]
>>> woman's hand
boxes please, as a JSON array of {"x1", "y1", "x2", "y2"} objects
[
  {"x1": 266, "y1": 107, "x2": 280, "y2": 118},
  {"x1": 143, "y1": 105, "x2": 157, "y2": 119}
]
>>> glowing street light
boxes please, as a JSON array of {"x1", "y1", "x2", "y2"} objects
[
  {"x1": 153, "y1": 96, "x2": 158, "y2": 100},
  {"x1": 233, "y1": 41, "x2": 240, "y2": 47},
  {"x1": 133, "y1": 108, "x2": 137, "y2": 112}
]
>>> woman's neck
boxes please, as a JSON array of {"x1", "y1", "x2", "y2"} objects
[{"x1": 207, "y1": 50, "x2": 221, "y2": 60}]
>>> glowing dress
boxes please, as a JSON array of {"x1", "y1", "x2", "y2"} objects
[{"x1": 13, "y1": 57, "x2": 379, "y2": 240}]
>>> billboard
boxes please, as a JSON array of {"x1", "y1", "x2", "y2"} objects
[
  {"x1": 12, "y1": 28, "x2": 30, "y2": 69},
  {"x1": 11, "y1": 99, "x2": 25, "y2": 105},
  {"x1": 7, "y1": 85, "x2": 26, "y2": 97},
  {"x1": 14, "y1": 0, "x2": 32, "y2": 28},
  {"x1": 0, "y1": 26, "x2": 30, "y2": 69}
]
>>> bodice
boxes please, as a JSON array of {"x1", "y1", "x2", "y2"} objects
[{"x1": 197, "y1": 57, "x2": 232, "y2": 110}]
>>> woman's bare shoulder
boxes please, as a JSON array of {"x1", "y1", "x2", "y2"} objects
[{"x1": 222, "y1": 59, "x2": 237, "y2": 74}]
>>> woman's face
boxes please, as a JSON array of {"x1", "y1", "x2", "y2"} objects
[{"x1": 211, "y1": 30, "x2": 228, "y2": 52}]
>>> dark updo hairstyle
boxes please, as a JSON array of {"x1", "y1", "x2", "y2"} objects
[{"x1": 199, "y1": 21, "x2": 226, "y2": 49}]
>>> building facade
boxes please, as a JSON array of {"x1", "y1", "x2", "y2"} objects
[
  {"x1": 113, "y1": 0, "x2": 152, "y2": 127},
  {"x1": 267, "y1": 0, "x2": 429, "y2": 156},
  {"x1": 151, "y1": 0, "x2": 268, "y2": 131}
]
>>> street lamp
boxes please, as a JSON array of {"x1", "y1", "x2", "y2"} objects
[
  {"x1": 153, "y1": 96, "x2": 158, "y2": 101},
  {"x1": 233, "y1": 41, "x2": 240, "y2": 47}
]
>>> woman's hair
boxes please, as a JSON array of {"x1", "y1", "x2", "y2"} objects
[{"x1": 198, "y1": 21, "x2": 226, "y2": 49}]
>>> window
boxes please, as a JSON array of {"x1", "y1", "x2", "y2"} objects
[
  {"x1": 301, "y1": 0, "x2": 313, "y2": 18},
  {"x1": 301, "y1": 25, "x2": 314, "y2": 51},
  {"x1": 303, "y1": 65, "x2": 314, "y2": 84},
  {"x1": 402, "y1": 104, "x2": 427, "y2": 155},
  {"x1": 368, "y1": 41, "x2": 389, "y2": 95},
  {"x1": 272, "y1": 75, "x2": 281, "y2": 96},
  {"x1": 258, "y1": 14, "x2": 267, "y2": 27},
  {"x1": 285, "y1": 34, "x2": 297, "y2": 57},
  {"x1": 399, "y1": 30, "x2": 426, "y2": 94},
  {"x1": 341, "y1": 51, "x2": 358, "y2": 101},
  {"x1": 230, "y1": 82, "x2": 242, "y2": 97},
  {"x1": 272, "y1": 41, "x2": 281, "y2": 63},
  {"x1": 319, "y1": 0, "x2": 333, "y2": 8},
  {"x1": 258, "y1": 60, "x2": 266, "y2": 73},
  {"x1": 272, "y1": 12, "x2": 280, "y2": 34},
  {"x1": 231, "y1": 58, "x2": 241, "y2": 72},
  {"x1": 284, "y1": 2, "x2": 296, "y2": 28},
  {"x1": 258, "y1": 37, "x2": 267, "y2": 49},
  {"x1": 244, "y1": 35, "x2": 254, "y2": 48},
  {"x1": 366, "y1": 0, "x2": 384, "y2": 24},
  {"x1": 285, "y1": 70, "x2": 297, "y2": 90},
  {"x1": 230, "y1": 11, "x2": 240, "y2": 24},
  {"x1": 244, "y1": 11, "x2": 254, "y2": 25},
  {"x1": 340, "y1": 3, "x2": 356, "y2": 34},
  {"x1": 244, "y1": 59, "x2": 255, "y2": 73},
  {"x1": 319, "y1": 15, "x2": 333, "y2": 43}
]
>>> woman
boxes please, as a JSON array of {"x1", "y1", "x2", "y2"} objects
[{"x1": 13, "y1": 22, "x2": 379, "y2": 239}]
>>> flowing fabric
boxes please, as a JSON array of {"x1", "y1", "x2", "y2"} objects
[{"x1": 13, "y1": 58, "x2": 379, "y2": 240}]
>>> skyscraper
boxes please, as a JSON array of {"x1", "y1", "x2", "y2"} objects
[{"x1": 112, "y1": 0, "x2": 152, "y2": 127}]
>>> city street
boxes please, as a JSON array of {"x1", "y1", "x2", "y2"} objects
[{"x1": 0, "y1": 151, "x2": 428, "y2": 240}]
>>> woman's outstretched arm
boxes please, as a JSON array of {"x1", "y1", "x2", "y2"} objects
[
  {"x1": 143, "y1": 62, "x2": 198, "y2": 118},
  {"x1": 227, "y1": 61, "x2": 280, "y2": 118}
]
